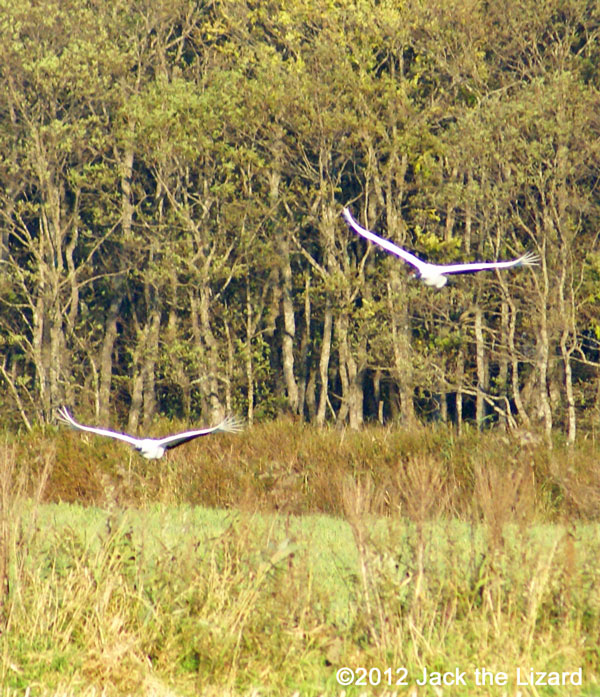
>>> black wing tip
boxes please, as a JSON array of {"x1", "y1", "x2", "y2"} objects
[
  {"x1": 162, "y1": 416, "x2": 244, "y2": 450},
  {"x1": 163, "y1": 436, "x2": 195, "y2": 451}
]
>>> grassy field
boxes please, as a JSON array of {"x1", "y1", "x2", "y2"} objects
[{"x1": 1, "y1": 421, "x2": 600, "y2": 695}]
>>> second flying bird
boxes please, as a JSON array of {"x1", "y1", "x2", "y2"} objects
[{"x1": 342, "y1": 207, "x2": 539, "y2": 289}]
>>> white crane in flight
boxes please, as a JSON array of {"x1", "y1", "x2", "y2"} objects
[
  {"x1": 57, "y1": 406, "x2": 243, "y2": 459},
  {"x1": 342, "y1": 207, "x2": 539, "y2": 289}
]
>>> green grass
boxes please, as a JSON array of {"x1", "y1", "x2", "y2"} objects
[
  {"x1": 2, "y1": 501, "x2": 600, "y2": 696},
  {"x1": 2, "y1": 421, "x2": 600, "y2": 695}
]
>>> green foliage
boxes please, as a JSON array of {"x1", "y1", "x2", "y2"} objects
[{"x1": 0, "y1": 0, "x2": 599, "y2": 436}]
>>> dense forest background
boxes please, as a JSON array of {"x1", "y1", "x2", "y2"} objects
[{"x1": 1, "y1": 0, "x2": 599, "y2": 442}]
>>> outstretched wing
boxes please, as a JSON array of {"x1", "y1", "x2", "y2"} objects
[
  {"x1": 438, "y1": 251, "x2": 540, "y2": 276},
  {"x1": 342, "y1": 208, "x2": 429, "y2": 274},
  {"x1": 56, "y1": 406, "x2": 141, "y2": 447},
  {"x1": 159, "y1": 415, "x2": 244, "y2": 451}
]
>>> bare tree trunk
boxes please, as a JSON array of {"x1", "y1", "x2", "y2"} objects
[
  {"x1": 127, "y1": 300, "x2": 160, "y2": 432},
  {"x1": 316, "y1": 299, "x2": 333, "y2": 426},
  {"x1": 297, "y1": 274, "x2": 312, "y2": 419},
  {"x1": 189, "y1": 287, "x2": 224, "y2": 424},
  {"x1": 534, "y1": 249, "x2": 553, "y2": 442},
  {"x1": 348, "y1": 351, "x2": 364, "y2": 429},
  {"x1": 558, "y1": 258, "x2": 576, "y2": 444},
  {"x1": 27, "y1": 147, "x2": 68, "y2": 421},
  {"x1": 444, "y1": 162, "x2": 459, "y2": 242},
  {"x1": 474, "y1": 305, "x2": 488, "y2": 429},
  {"x1": 279, "y1": 236, "x2": 299, "y2": 413},
  {"x1": 48, "y1": 300, "x2": 64, "y2": 416},
  {"x1": 535, "y1": 309, "x2": 553, "y2": 441},
  {"x1": 464, "y1": 170, "x2": 473, "y2": 255},
  {"x1": 499, "y1": 283, "x2": 532, "y2": 429},
  {"x1": 142, "y1": 307, "x2": 161, "y2": 428},
  {"x1": 198, "y1": 286, "x2": 224, "y2": 423},
  {"x1": 224, "y1": 320, "x2": 234, "y2": 415},
  {"x1": 497, "y1": 300, "x2": 509, "y2": 431},
  {"x1": 98, "y1": 295, "x2": 121, "y2": 423},
  {"x1": 387, "y1": 280, "x2": 415, "y2": 424},
  {"x1": 335, "y1": 312, "x2": 364, "y2": 429},
  {"x1": 336, "y1": 314, "x2": 350, "y2": 425},
  {"x1": 305, "y1": 369, "x2": 317, "y2": 421},
  {"x1": 553, "y1": 126, "x2": 576, "y2": 444},
  {"x1": 98, "y1": 145, "x2": 134, "y2": 422},
  {"x1": 456, "y1": 348, "x2": 464, "y2": 436},
  {"x1": 560, "y1": 331, "x2": 576, "y2": 444},
  {"x1": 128, "y1": 361, "x2": 144, "y2": 434},
  {"x1": 245, "y1": 279, "x2": 254, "y2": 425},
  {"x1": 269, "y1": 142, "x2": 299, "y2": 415},
  {"x1": 373, "y1": 369, "x2": 383, "y2": 424},
  {"x1": 440, "y1": 392, "x2": 448, "y2": 423},
  {"x1": 380, "y1": 152, "x2": 415, "y2": 425}
]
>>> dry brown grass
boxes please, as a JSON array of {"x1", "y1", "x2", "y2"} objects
[
  {"x1": 0, "y1": 428, "x2": 599, "y2": 695},
  {"x1": 0, "y1": 439, "x2": 53, "y2": 630},
  {"x1": 2, "y1": 419, "x2": 600, "y2": 693},
  {"x1": 2, "y1": 417, "x2": 592, "y2": 525}
]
